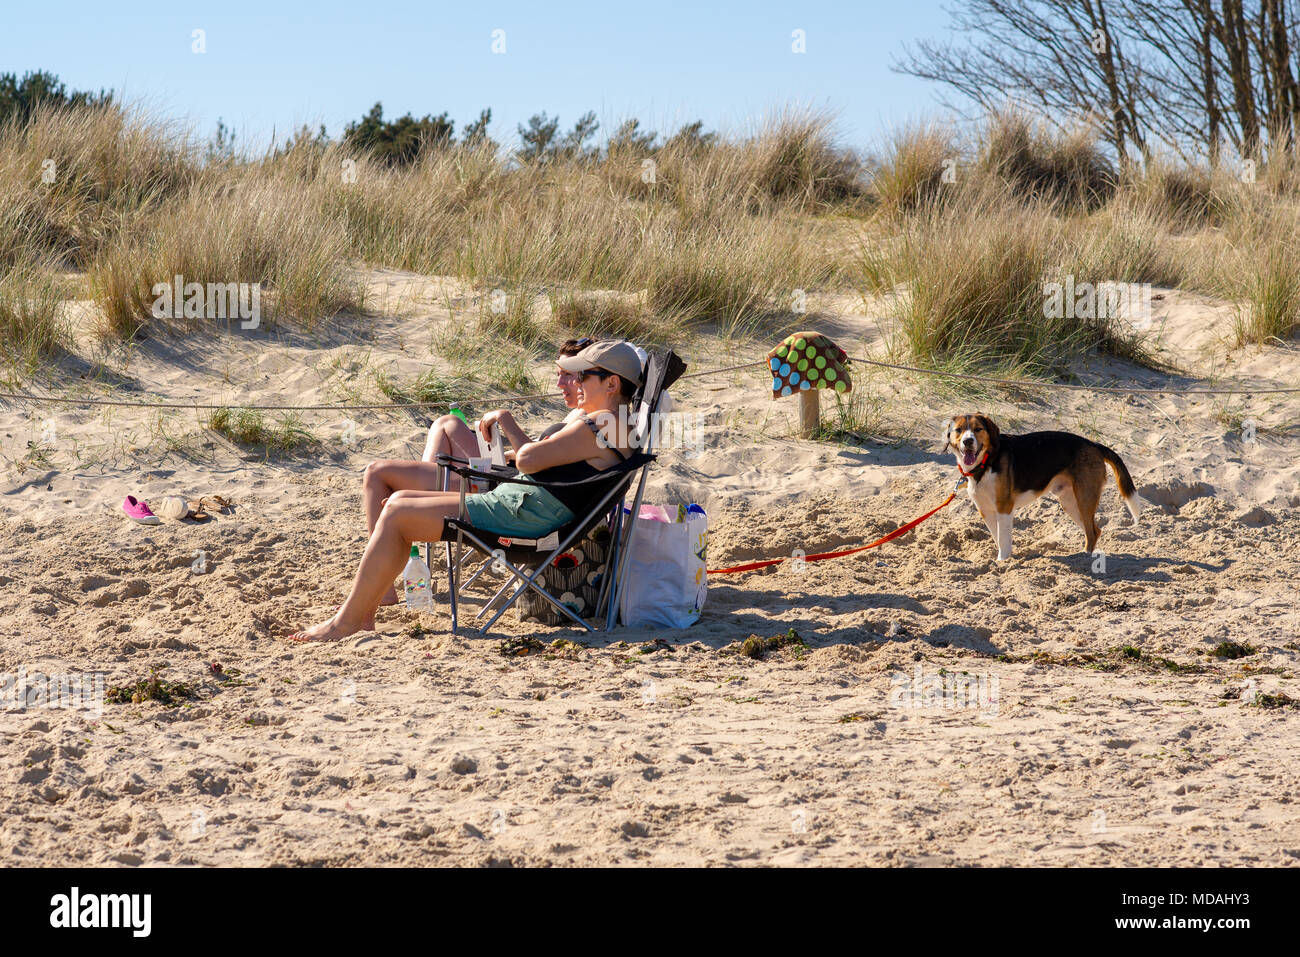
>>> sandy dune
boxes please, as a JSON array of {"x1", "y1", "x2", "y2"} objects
[{"x1": 1, "y1": 274, "x2": 1298, "y2": 866}]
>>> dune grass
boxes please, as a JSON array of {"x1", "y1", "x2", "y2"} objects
[
  {"x1": 973, "y1": 110, "x2": 1116, "y2": 211},
  {"x1": 0, "y1": 252, "x2": 70, "y2": 371},
  {"x1": 1230, "y1": 230, "x2": 1300, "y2": 346},
  {"x1": 874, "y1": 179, "x2": 1168, "y2": 374},
  {"x1": 888, "y1": 190, "x2": 1060, "y2": 373},
  {"x1": 373, "y1": 367, "x2": 462, "y2": 411},
  {"x1": 208, "y1": 407, "x2": 318, "y2": 453},
  {"x1": 868, "y1": 123, "x2": 958, "y2": 219},
  {"x1": 4, "y1": 95, "x2": 1300, "y2": 385},
  {"x1": 89, "y1": 176, "x2": 366, "y2": 339},
  {"x1": 8, "y1": 103, "x2": 856, "y2": 351}
]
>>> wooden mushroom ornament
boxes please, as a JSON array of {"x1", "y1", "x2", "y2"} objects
[{"x1": 767, "y1": 331, "x2": 853, "y2": 437}]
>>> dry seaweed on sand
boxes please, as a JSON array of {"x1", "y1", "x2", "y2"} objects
[
  {"x1": 498, "y1": 636, "x2": 545, "y2": 657},
  {"x1": 207, "y1": 662, "x2": 251, "y2": 687},
  {"x1": 105, "y1": 669, "x2": 198, "y2": 706},
  {"x1": 1210, "y1": 640, "x2": 1256, "y2": 659},
  {"x1": 635, "y1": 638, "x2": 675, "y2": 655},
  {"x1": 995, "y1": 645, "x2": 1208, "y2": 674},
  {"x1": 730, "y1": 627, "x2": 809, "y2": 660},
  {"x1": 1255, "y1": 691, "x2": 1300, "y2": 710},
  {"x1": 547, "y1": 638, "x2": 585, "y2": 660}
]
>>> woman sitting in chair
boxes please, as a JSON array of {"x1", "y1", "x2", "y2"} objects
[
  {"x1": 288, "y1": 340, "x2": 643, "y2": 642},
  {"x1": 366, "y1": 337, "x2": 593, "y2": 606}
]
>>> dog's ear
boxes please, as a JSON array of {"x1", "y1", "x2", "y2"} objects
[
  {"x1": 977, "y1": 414, "x2": 1000, "y2": 449},
  {"x1": 940, "y1": 417, "x2": 956, "y2": 452}
]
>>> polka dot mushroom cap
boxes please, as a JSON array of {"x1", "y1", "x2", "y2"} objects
[{"x1": 766, "y1": 331, "x2": 852, "y2": 398}]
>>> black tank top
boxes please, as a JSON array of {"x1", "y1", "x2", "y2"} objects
[
  {"x1": 538, "y1": 421, "x2": 566, "y2": 440},
  {"x1": 527, "y1": 416, "x2": 627, "y2": 515}
]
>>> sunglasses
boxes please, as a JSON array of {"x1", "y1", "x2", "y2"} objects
[
  {"x1": 578, "y1": 368, "x2": 612, "y2": 381},
  {"x1": 574, "y1": 336, "x2": 594, "y2": 349}
]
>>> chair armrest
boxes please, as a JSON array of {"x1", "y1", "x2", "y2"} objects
[
  {"x1": 442, "y1": 461, "x2": 521, "y2": 483},
  {"x1": 445, "y1": 452, "x2": 654, "y2": 489}
]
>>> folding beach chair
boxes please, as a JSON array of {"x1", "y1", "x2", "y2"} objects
[{"x1": 425, "y1": 349, "x2": 686, "y2": 636}]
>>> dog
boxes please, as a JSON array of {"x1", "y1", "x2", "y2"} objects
[{"x1": 942, "y1": 413, "x2": 1142, "y2": 560}]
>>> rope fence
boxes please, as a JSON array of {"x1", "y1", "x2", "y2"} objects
[{"x1": 1, "y1": 353, "x2": 1298, "y2": 412}]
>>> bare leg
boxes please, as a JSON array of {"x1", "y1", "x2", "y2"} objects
[
  {"x1": 364, "y1": 460, "x2": 445, "y2": 532},
  {"x1": 364, "y1": 460, "x2": 445, "y2": 605},
  {"x1": 362, "y1": 417, "x2": 476, "y2": 605},
  {"x1": 421, "y1": 415, "x2": 479, "y2": 471},
  {"x1": 289, "y1": 491, "x2": 463, "y2": 642}
]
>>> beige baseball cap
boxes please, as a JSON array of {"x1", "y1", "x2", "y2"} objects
[{"x1": 556, "y1": 339, "x2": 644, "y2": 388}]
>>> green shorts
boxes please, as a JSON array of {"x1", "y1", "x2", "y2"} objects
[{"x1": 463, "y1": 479, "x2": 576, "y2": 538}]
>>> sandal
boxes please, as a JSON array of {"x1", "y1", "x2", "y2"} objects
[{"x1": 188, "y1": 495, "x2": 234, "y2": 521}]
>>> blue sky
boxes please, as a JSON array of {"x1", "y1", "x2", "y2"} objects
[{"x1": 1, "y1": 0, "x2": 958, "y2": 153}]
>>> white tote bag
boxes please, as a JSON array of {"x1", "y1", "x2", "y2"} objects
[{"x1": 618, "y1": 506, "x2": 708, "y2": 629}]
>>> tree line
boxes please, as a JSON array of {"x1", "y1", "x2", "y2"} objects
[
  {"x1": 0, "y1": 70, "x2": 112, "y2": 128},
  {"x1": 340, "y1": 103, "x2": 716, "y2": 166},
  {"x1": 0, "y1": 70, "x2": 717, "y2": 168}
]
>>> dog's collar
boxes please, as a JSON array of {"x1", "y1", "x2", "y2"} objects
[{"x1": 958, "y1": 450, "x2": 990, "y2": 481}]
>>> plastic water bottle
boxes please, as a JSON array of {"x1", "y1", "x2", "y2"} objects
[{"x1": 403, "y1": 545, "x2": 433, "y2": 610}]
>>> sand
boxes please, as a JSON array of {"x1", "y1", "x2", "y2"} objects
[{"x1": 2, "y1": 274, "x2": 1298, "y2": 866}]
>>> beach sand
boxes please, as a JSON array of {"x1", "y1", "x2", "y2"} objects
[{"x1": 2, "y1": 274, "x2": 1298, "y2": 866}]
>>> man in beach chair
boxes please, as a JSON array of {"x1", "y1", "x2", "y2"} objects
[{"x1": 287, "y1": 341, "x2": 683, "y2": 641}]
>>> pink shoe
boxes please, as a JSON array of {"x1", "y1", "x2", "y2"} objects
[{"x1": 122, "y1": 495, "x2": 161, "y2": 525}]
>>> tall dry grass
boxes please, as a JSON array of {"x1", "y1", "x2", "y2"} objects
[
  {"x1": 0, "y1": 102, "x2": 197, "y2": 268},
  {"x1": 878, "y1": 180, "x2": 1161, "y2": 373},
  {"x1": 5, "y1": 95, "x2": 1300, "y2": 382},
  {"x1": 887, "y1": 186, "x2": 1059, "y2": 373},
  {"x1": 0, "y1": 251, "x2": 69, "y2": 372},
  {"x1": 862, "y1": 111, "x2": 1300, "y2": 363},
  {"x1": 1205, "y1": 203, "x2": 1300, "y2": 345},
  {"x1": 973, "y1": 110, "x2": 1116, "y2": 210},
  {"x1": 90, "y1": 175, "x2": 365, "y2": 337},
  {"x1": 868, "y1": 123, "x2": 957, "y2": 219}
]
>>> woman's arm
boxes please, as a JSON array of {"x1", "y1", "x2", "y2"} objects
[
  {"x1": 514, "y1": 419, "x2": 602, "y2": 474},
  {"x1": 477, "y1": 410, "x2": 531, "y2": 452}
]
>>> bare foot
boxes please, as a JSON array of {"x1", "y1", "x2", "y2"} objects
[
  {"x1": 286, "y1": 611, "x2": 375, "y2": 643},
  {"x1": 379, "y1": 585, "x2": 399, "y2": 606}
]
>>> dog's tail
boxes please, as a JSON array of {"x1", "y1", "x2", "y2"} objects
[{"x1": 1095, "y1": 443, "x2": 1142, "y2": 522}]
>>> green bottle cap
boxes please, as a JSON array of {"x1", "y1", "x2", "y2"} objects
[{"x1": 410, "y1": 545, "x2": 419, "y2": 558}]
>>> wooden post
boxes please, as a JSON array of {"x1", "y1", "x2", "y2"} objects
[{"x1": 799, "y1": 387, "x2": 820, "y2": 438}]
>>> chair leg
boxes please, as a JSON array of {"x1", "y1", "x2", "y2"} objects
[
  {"x1": 447, "y1": 473, "x2": 639, "y2": 636},
  {"x1": 475, "y1": 575, "x2": 516, "y2": 620},
  {"x1": 446, "y1": 535, "x2": 460, "y2": 636},
  {"x1": 478, "y1": 554, "x2": 593, "y2": 634},
  {"x1": 608, "y1": 468, "x2": 651, "y2": 630},
  {"x1": 460, "y1": 555, "x2": 495, "y2": 591},
  {"x1": 597, "y1": 504, "x2": 623, "y2": 629}
]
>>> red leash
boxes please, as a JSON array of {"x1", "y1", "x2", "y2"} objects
[{"x1": 706, "y1": 457, "x2": 985, "y2": 577}]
